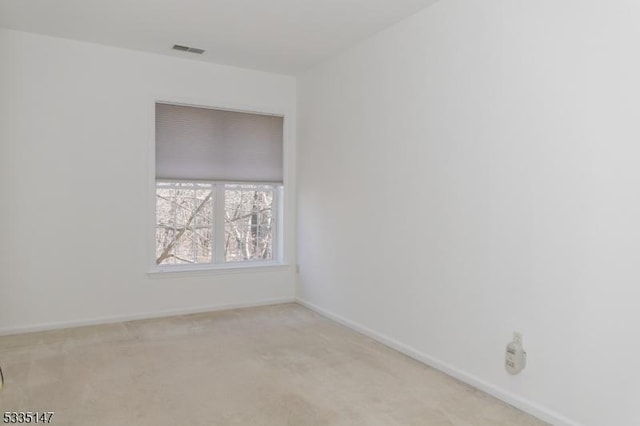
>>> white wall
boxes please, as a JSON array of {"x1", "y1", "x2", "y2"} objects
[
  {"x1": 0, "y1": 29, "x2": 297, "y2": 334},
  {"x1": 297, "y1": 1, "x2": 640, "y2": 425}
]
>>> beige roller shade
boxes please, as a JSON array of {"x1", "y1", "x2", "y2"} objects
[{"x1": 156, "y1": 103, "x2": 283, "y2": 183}]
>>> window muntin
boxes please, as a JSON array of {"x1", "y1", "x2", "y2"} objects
[{"x1": 155, "y1": 181, "x2": 279, "y2": 267}]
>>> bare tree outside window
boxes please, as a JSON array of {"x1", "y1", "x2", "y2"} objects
[
  {"x1": 155, "y1": 182, "x2": 276, "y2": 266},
  {"x1": 224, "y1": 184, "x2": 274, "y2": 262},
  {"x1": 155, "y1": 182, "x2": 213, "y2": 265}
]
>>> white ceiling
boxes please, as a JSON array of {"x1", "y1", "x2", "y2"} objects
[{"x1": 0, "y1": 0, "x2": 439, "y2": 75}]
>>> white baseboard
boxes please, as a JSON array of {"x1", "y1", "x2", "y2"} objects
[
  {"x1": 296, "y1": 298, "x2": 582, "y2": 426},
  {"x1": 0, "y1": 297, "x2": 296, "y2": 336}
]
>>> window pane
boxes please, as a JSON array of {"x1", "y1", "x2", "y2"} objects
[
  {"x1": 224, "y1": 184, "x2": 274, "y2": 262},
  {"x1": 156, "y1": 182, "x2": 213, "y2": 265}
]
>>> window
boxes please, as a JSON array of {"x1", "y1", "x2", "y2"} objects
[
  {"x1": 154, "y1": 103, "x2": 284, "y2": 269},
  {"x1": 156, "y1": 182, "x2": 213, "y2": 265}
]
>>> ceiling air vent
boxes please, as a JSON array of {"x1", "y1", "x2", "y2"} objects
[{"x1": 172, "y1": 44, "x2": 205, "y2": 54}]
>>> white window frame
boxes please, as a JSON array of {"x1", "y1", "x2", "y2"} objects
[
  {"x1": 154, "y1": 180, "x2": 282, "y2": 271},
  {"x1": 148, "y1": 98, "x2": 290, "y2": 274}
]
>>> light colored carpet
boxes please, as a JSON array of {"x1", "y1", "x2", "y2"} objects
[{"x1": 0, "y1": 303, "x2": 545, "y2": 425}]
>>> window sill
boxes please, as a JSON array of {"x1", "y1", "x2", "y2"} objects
[{"x1": 147, "y1": 262, "x2": 293, "y2": 278}]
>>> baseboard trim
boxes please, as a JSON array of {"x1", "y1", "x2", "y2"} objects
[
  {"x1": 0, "y1": 297, "x2": 296, "y2": 336},
  {"x1": 296, "y1": 298, "x2": 582, "y2": 426}
]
